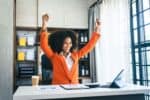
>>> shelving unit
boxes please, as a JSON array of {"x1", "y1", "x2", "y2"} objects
[
  {"x1": 15, "y1": 28, "x2": 38, "y2": 87},
  {"x1": 77, "y1": 30, "x2": 91, "y2": 83}
]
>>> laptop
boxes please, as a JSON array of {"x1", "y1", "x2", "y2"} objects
[{"x1": 85, "y1": 69, "x2": 125, "y2": 88}]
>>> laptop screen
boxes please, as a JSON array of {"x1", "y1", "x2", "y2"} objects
[
  {"x1": 112, "y1": 69, "x2": 124, "y2": 83},
  {"x1": 109, "y1": 69, "x2": 124, "y2": 88}
]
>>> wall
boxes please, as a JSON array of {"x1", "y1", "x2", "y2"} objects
[
  {"x1": 0, "y1": 0, "x2": 14, "y2": 100},
  {"x1": 15, "y1": 0, "x2": 96, "y2": 28},
  {"x1": 38, "y1": 0, "x2": 92, "y2": 28},
  {"x1": 16, "y1": 0, "x2": 37, "y2": 27}
]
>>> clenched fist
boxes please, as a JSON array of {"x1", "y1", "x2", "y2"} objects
[{"x1": 94, "y1": 18, "x2": 101, "y2": 33}]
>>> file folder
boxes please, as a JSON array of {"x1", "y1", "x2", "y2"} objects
[
  {"x1": 18, "y1": 51, "x2": 25, "y2": 61},
  {"x1": 19, "y1": 37, "x2": 26, "y2": 46}
]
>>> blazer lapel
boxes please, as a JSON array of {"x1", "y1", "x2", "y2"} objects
[
  {"x1": 60, "y1": 56, "x2": 71, "y2": 80},
  {"x1": 60, "y1": 53, "x2": 77, "y2": 80}
]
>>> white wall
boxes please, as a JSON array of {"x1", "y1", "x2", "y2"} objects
[
  {"x1": 16, "y1": 0, "x2": 37, "y2": 27},
  {"x1": 16, "y1": 0, "x2": 97, "y2": 28},
  {"x1": 0, "y1": 0, "x2": 14, "y2": 100},
  {"x1": 38, "y1": 0, "x2": 93, "y2": 28}
]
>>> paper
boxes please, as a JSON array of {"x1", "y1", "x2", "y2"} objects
[
  {"x1": 27, "y1": 36, "x2": 35, "y2": 46},
  {"x1": 18, "y1": 51, "x2": 25, "y2": 61},
  {"x1": 26, "y1": 49, "x2": 35, "y2": 61},
  {"x1": 60, "y1": 84, "x2": 89, "y2": 90},
  {"x1": 19, "y1": 37, "x2": 26, "y2": 46}
]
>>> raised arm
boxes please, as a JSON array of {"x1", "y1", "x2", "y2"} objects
[
  {"x1": 77, "y1": 19, "x2": 101, "y2": 59},
  {"x1": 40, "y1": 14, "x2": 54, "y2": 59}
]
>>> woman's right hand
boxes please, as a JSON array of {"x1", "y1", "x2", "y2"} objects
[
  {"x1": 42, "y1": 14, "x2": 49, "y2": 25},
  {"x1": 42, "y1": 14, "x2": 49, "y2": 31}
]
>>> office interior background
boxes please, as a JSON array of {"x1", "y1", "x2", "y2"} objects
[{"x1": 0, "y1": 0, "x2": 150, "y2": 100}]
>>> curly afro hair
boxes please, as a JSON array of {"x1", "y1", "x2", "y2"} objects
[{"x1": 48, "y1": 30, "x2": 78, "y2": 53}]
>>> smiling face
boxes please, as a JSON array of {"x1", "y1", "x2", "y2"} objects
[{"x1": 62, "y1": 37, "x2": 72, "y2": 53}]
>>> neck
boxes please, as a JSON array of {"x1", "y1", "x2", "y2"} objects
[{"x1": 61, "y1": 51, "x2": 70, "y2": 57}]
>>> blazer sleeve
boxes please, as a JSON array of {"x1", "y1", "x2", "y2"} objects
[
  {"x1": 77, "y1": 32, "x2": 100, "y2": 59},
  {"x1": 40, "y1": 31, "x2": 54, "y2": 59}
]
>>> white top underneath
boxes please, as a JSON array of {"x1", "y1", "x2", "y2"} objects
[{"x1": 63, "y1": 53, "x2": 73, "y2": 71}]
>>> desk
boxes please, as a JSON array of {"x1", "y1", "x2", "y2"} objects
[{"x1": 13, "y1": 84, "x2": 150, "y2": 100}]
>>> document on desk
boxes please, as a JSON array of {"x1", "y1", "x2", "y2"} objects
[
  {"x1": 38, "y1": 86, "x2": 61, "y2": 91},
  {"x1": 60, "y1": 84, "x2": 89, "y2": 90}
]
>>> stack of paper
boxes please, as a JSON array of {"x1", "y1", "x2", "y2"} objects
[{"x1": 60, "y1": 84, "x2": 89, "y2": 90}]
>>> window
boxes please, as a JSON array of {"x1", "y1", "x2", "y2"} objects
[{"x1": 130, "y1": 0, "x2": 150, "y2": 99}]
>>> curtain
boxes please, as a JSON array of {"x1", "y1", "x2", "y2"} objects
[
  {"x1": 88, "y1": 1, "x2": 100, "y2": 82},
  {"x1": 89, "y1": 0, "x2": 132, "y2": 83}
]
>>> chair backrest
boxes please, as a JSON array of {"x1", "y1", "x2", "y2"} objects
[
  {"x1": 41, "y1": 54, "x2": 53, "y2": 84},
  {"x1": 41, "y1": 54, "x2": 52, "y2": 70}
]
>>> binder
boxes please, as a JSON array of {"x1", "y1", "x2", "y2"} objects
[
  {"x1": 19, "y1": 37, "x2": 26, "y2": 46},
  {"x1": 18, "y1": 51, "x2": 25, "y2": 61}
]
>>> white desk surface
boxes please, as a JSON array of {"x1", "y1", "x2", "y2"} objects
[{"x1": 13, "y1": 84, "x2": 150, "y2": 100}]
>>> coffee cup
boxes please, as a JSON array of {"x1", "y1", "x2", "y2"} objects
[{"x1": 32, "y1": 75, "x2": 39, "y2": 86}]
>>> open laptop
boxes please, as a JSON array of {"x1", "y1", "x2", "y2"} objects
[{"x1": 85, "y1": 69, "x2": 125, "y2": 88}]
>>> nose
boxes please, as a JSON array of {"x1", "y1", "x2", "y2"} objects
[{"x1": 66, "y1": 44, "x2": 71, "y2": 48}]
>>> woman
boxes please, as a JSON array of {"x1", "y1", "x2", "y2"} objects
[{"x1": 40, "y1": 14, "x2": 101, "y2": 84}]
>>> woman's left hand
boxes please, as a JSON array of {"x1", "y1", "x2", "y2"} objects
[{"x1": 94, "y1": 18, "x2": 101, "y2": 33}]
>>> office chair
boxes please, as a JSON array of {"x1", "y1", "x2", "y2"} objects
[{"x1": 41, "y1": 54, "x2": 53, "y2": 84}]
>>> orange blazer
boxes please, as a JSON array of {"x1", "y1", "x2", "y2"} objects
[{"x1": 40, "y1": 31, "x2": 100, "y2": 84}]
